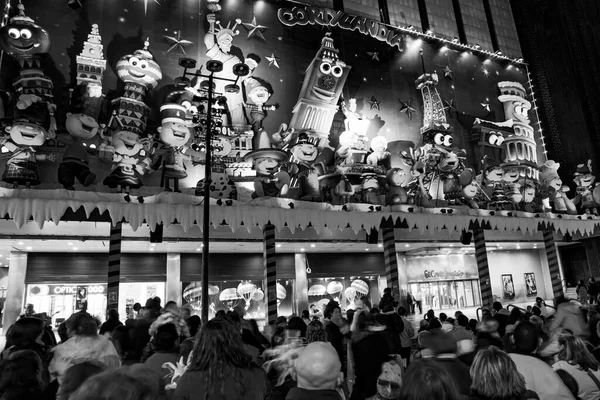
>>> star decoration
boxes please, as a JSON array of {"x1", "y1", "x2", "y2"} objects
[
  {"x1": 134, "y1": 0, "x2": 161, "y2": 15},
  {"x1": 266, "y1": 53, "x2": 280, "y2": 68},
  {"x1": 481, "y1": 66, "x2": 490, "y2": 77},
  {"x1": 444, "y1": 99, "x2": 457, "y2": 117},
  {"x1": 443, "y1": 65, "x2": 453, "y2": 79},
  {"x1": 163, "y1": 32, "x2": 193, "y2": 55},
  {"x1": 367, "y1": 51, "x2": 379, "y2": 61},
  {"x1": 481, "y1": 103, "x2": 491, "y2": 112},
  {"x1": 399, "y1": 99, "x2": 417, "y2": 120},
  {"x1": 242, "y1": 17, "x2": 268, "y2": 41},
  {"x1": 369, "y1": 96, "x2": 380, "y2": 111}
]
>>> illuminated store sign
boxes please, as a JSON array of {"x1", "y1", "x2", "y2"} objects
[
  {"x1": 49, "y1": 285, "x2": 106, "y2": 295},
  {"x1": 277, "y1": 6, "x2": 405, "y2": 50}
]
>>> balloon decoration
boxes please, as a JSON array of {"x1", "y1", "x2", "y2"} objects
[
  {"x1": 251, "y1": 288, "x2": 265, "y2": 302},
  {"x1": 344, "y1": 287, "x2": 357, "y2": 306},
  {"x1": 351, "y1": 279, "x2": 369, "y2": 299},
  {"x1": 327, "y1": 280, "x2": 343, "y2": 302},
  {"x1": 219, "y1": 288, "x2": 241, "y2": 311},
  {"x1": 237, "y1": 281, "x2": 258, "y2": 310},
  {"x1": 308, "y1": 284, "x2": 327, "y2": 297},
  {"x1": 182, "y1": 282, "x2": 220, "y2": 310}
]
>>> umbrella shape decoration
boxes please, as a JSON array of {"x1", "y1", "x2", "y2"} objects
[
  {"x1": 308, "y1": 284, "x2": 327, "y2": 297},
  {"x1": 317, "y1": 298, "x2": 330, "y2": 313},
  {"x1": 183, "y1": 283, "x2": 220, "y2": 310},
  {"x1": 251, "y1": 288, "x2": 264, "y2": 302},
  {"x1": 219, "y1": 288, "x2": 242, "y2": 311},
  {"x1": 277, "y1": 283, "x2": 287, "y2": 308},
  {"x1": 237, "y1": 281, "x2": 258, "y2": 310},
  {"x1": 351, "y1": 279, "x2": 369, "y2": 298},
  {"x1": 344, "y1": 287, "x2": 357, "y2": 304},
  {"x1": 327, "y1": 281, "x2": 343, "y2": 296}
]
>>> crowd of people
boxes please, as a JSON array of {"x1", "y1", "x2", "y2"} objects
[{"x1": 2, "y1": 289, "x2": 600, "y2": 400}]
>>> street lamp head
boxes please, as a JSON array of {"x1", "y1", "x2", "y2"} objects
[
  {"x1": 200, "y1": 80, "x2": 215, "y2": 90},
  {"x1": 233, "y1": 63, "x2": 250, "y2": 77},
  {"x1": 206, "y1": 60, "x2": 224, "y2": 72},
  {"x1": 225, "y1": 84, "x2": 240, "y2": 93},
  {"x1": 174, "y1": 76, "x2": 191, "y2": 88},
  {"x1": 179, "y1": 58, "x2": 197, "y2": 69}
]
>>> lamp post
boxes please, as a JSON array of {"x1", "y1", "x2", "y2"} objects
[{"x1": 177, "y1": 57, "x2": 249, "y2": 323}]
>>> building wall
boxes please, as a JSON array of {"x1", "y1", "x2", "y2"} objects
[
  {"x1": 388, "y1": 0, "x2": 422, "y2": 28},
  {"x1": 488, "y1": 0, "x2": 521, "y2": 58},
  {"x1": 459, "y1": 0, "x2": 493, "y2": 50},
  {"x1": 426, "y1": 0, "x2": 458, "y2": 39}
]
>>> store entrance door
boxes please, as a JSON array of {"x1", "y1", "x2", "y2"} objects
[{"x1": 410, "y1": 280, "x2": 481, "y2": 312}]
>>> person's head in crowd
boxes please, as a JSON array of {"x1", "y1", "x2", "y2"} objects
[
  {"x1": 293, "y1": 342, "x2": 343, "y2": 390},
  {"x1": 555, "y1": 369, "x2": 580, "y2": 399},
  {"x1": 154, "y1": 323, "x2": 179, "y2": 353},
  {"x1": 225, "y1": 311, "x2": 243, "y2": 333},
  {"x1": 508, "y1": 307, "x2": 523, "y2": 325},
  {"x1": 306, "y1": 320, "x2": 328, "y2": 343},
  {"x1": 275, "y1": 316, "x2": 287, "y2": 326},
  {"x1": 301, "y1": 310, "x2": 309, "y2": 320},
  {"x1": 468, "y1": 319, "x2": 478, "y2": 332},
  {"x1": 346, "y1": 309, "x2": 355, "y2": 325},
  {"x1": 163, "y1": 301, "x2": 179, "y2": 314},
  {"x1": 0, "y1": 349, "x2": 47, "y2": 400},
  {"x1": 418, "y1": 319, "x2": 429, "y2": 332},
  {"x1": 512, "y1": 321, "x2": 539, "y2": 355},
  {"x1": 446, "y1": 317, "x2": 455, "y2": 326},
  {"x1": 535, "y1": 297, "x2": 544, "y2": 306},
  {"x1": 215, "y1": 310, "x2": 226, "y2": 318},
  {"x1": 457, "y1": 315, "x2": 469, "y2": 328},
  {"x1": 59, "y1": 361, "x2": 107, "y2": 400},
  {"x1": 69, "y1": 366, "x2": 164, "y2": 400},
  {"x1": 287, "y1": 316, "x2": 307, "y2": 339},
  {"x1": 5, "y1": 317, "x2": 44, "y2": 350},
  {"x1": 133, "y1": 303, "x2": 142, "y2": 314},
  {"x1": 351, "y1": 309, "x2": 370, "y2": 333},
  {"x1": 493, "y1": 301, "x2": 503, "y2": 313},
  {"x1": 376, "y1": 361, "x2": 403, "y2": 400},
  {"x1": 439, "y1": 313, "x2": 448, "y2": 322},
  {"x1": 397, "y1": 306, "x2": 407, "y2": 317},
  {"x1": 529, "y1": 316, "x2": 544, "y2": 336},
  {"x1": 558, "y1": 334, "x2": 600, "y2": 371},
  {"x1": 427, "y1": 318, "x2": 442, "y2": 331},
  {"x1": 532, "y1": 306, "x2": 542, "y2": 317},
  {"x1": 454, "y1": 311, "x2": 463, "y2": 319},
  {"x1": 426, "y1": 309, "x2": 435, "y2": 320},
  {"x1": 324, "y1": 301, "x2": 342, "y2": 322},
  {"x1": 66, "y1": 312, "x2": 99, "y2": 338},
  {"x1": 470, "y1": 346, "x2": 530, "y2": 400},
  {"x1": 180, "y1": 305, "x2": 192, "y2": 321},
  {"x1": 153, "y1": 297, "x2": 162, "y2": 307},
  {"x1": 188, "y1": 318, "x2": 253, "y2": 396},
  {"x1": 187, "y1": 315, "x2": 201, "y2": 338},
  {"x1": 58, "y1": 322, "x2": 69, "y2": 343},
  {"x1": 106, "y1": 309, "x2": 119, "y2": 321},
  {"x1": 422, "y1": 330, "x2": 457, "y2": 356},
  {"x1": 398, "y1": 359, "x2": 463, "y2": 400},
  {"x1": 526, "y1": 305, "x2": 533, "y2": 314}
]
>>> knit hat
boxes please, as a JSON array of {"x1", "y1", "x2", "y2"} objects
[{"x1": 376, "y1": 361, "x2": 403, "y2": 399}]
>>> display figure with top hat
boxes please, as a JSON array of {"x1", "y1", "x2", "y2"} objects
[
  {"x1": 242, "y1": 76, "x2": 278, "y2": 149},
  {"x1": 154, "y1": 104, "x2": 194, "y2": 192},
  {"x1": 286, "y1": 131, "x2": 325, "y2": 201},
  {"x1": 573, "y1": 160, "x2": 599, "y2": 215},
  {"x1": 244, "y1": 130, "x2": 290, "y2": 198},
  {"x1": 1, "y1": 99, "x2": 56, "y2": 187}
]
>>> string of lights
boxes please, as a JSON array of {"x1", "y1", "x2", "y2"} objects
[{"x1": 524, "y1": 64, "x2": 548, "y2": 160}]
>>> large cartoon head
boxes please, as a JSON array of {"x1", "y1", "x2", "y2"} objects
[
  {"x1": 112, "y1": 130, "x2": 144, "y2": 156},
  {"x1": 291, "y1": 132, "x2": 320, "y2": 163},
  {"x1": 438, "y1": 149, "x2": 464, "y2": 173},
  {"x1": 245, "y1": 77, "x2": 272, "y2": 105},
  {"x1": 386, "y1": 168, "x2": 409, "y2": 187},
  {"x1": 502, "y1": 166, "x2": 521, "y2": 183},
  {"x1": 0, "y1": 4, "x2": 51, "y2": 57},
  {"x1": 462, "y1": 181, "x2": 479, "y2": 199},
  {"x1": 254, "y1": 156, "x2": 281, "y2": 176},
  {"x1": 66, "y1": 113, "x2": 99, "y2": 140},
  {"x1": 5, "y1": 121, "x2": 46, "y2": 146},
  {"x1": 214, "y1": 19, "x2": 241, "y2": 54},
  {"x1": 370, "y1": 136, "x2": 388, "y2": 153},
  {"x1": 116, "y1": 39, "x2": 162, "y2": 89},
  {"x1": 574, "y1": 161, "x2": 596, "y2": 188},
  {"x1": 159, "y1": 104, "x2": 192, "y2": 147},
  {"x1": 539, "y1": 160, "x2": 562, "y2": 190},
  {"x1": 485, "y1": 166, "x2": 504, "y2": 183},
  {"x1": 362, "y1": 174, "x2": 379, "y2": 190},
  {"x1": 521, "y1": 183, "x2": 536, "y2": 203},
  {"x1": 245, "y1": 148, "x2": 288, "y2": 176}
]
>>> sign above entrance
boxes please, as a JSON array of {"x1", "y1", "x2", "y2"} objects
[
  {"x1": 407, "y1": 255, "x2": 479, "y2": 282},
  {"x1": 29, "y1": 284, "x2": 107, "y2": 296},
  {"x1": 277, "y1": 6, "x2": 405, "y2": 51}
]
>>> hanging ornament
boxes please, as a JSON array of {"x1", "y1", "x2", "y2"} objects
[
  {"x1": 443, "y1": 65, "x2": 453, "y2": 79},
  {"x1": 367, "y1": 51, "x2": 379, "y2": 61},
  {"x1": 369, "y1": 96, "x2": 381, "y2": 111},
  {"x1": 444, "y1": 99, "x2": 457, "y2": 118},
  {"x1": 481, "y1": 102, "x2": 491, "y2": 112},
  {"x1": 266, "y1": 53, "x2": 280, "y2": 68},
  {"x1": 242, "y1": 16, "x2": 268, "y2": 41},
  {"x1": 399, "y1": 99, "x2": 417, "y2": 120},
  {"x1": 163, "y1": 32, "x2": 193, "y2": 55}
]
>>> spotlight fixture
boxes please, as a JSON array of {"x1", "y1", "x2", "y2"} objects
[
  {"x1": 425, "y1": 29, "x2": 433, "y2": 35},
  {"x1": 378, "y1": 244, "x2": 383, "y2": 248},
  {"x1": 474, "y1": 44, "x2": 482, "y2": 50},
  {"x1": 276, "y1": 244, "x2": 282, "y2": 248},
  {"x1": 495, "y1": 50, "x2": 503, "y2": 56},
  {"x1": 452, "y1": 37, "x2": 459, "y2": 43},
  {"x1": 300, "y1": 248, "x2": 305, "y2": 252}
]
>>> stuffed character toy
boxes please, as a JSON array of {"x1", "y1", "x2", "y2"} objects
[
  {"x1": 243, "y1": 77, "x2": 278, "y2": 148},
  {"x1": 538, "y1": 160, "x2": 577, "y2": 214},
  {"x1": 102, "y1": 130, "x2": 152, "y2": 192},
  {"x1": 385, "y1": 168, "x2": 409, "y2": 205},
  {"x1": 244, "y1": 130, "x2": 290, "y2": 198},
  {"x1": 366, "y1": 136, "x2": 391, "y2": 166},
  {"x1": 573, "y1": 160, "x2": 599, "y2": 215}
]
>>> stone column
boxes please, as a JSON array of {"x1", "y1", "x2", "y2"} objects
[
  {"x1": 543, "y1": 231, "x2": 564, "y2": 299},
  {"x1": 166, "y1": 253, "x2": 182, "y2": 305},
  {"x1": 263, "y1": 224, "x2": 277, "y2": 325},
  {"x1": 107, "y1": 222, "x2": 122, "y2": 311},
  {"x1": 294, "y1": 252, "x2": 309, "y2": 315},
  {"x1": 1, "y1": 252, "x2": 27, "y2": 330},
  {"x1": 473, "y1": 229, "x2": 493, "y2": 310}
]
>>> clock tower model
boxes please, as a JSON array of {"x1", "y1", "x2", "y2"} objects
[
  {"x1": 76, "y1": 24, "x2": 106, "y2": 88},
  {"x1": 288, "y1": 33, "x2": 351, "y2": 142}
]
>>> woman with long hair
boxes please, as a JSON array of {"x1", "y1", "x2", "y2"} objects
[
  {"x1": 553, "y1": 334, "x2": 600, "y2": 400},
  {"x1": 173, "y1": 317, "x2": 270, "y2": 400},
  {"x1": 469, "y1": 346, "x2": 539, "y2": 400},
  {"x1": 49, "y1": 312, "x2": 120, "y2": 399},
  {"x1": 398, "y1": 359, "x2": 462, "y2": 400},
  {"x1": 306, "y1": 320, "x2": 328, "y2": 343}
]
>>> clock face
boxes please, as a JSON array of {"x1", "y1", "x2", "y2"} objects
[{"x1": 319, "y1": 74, "x2": 336, "y2": 91}]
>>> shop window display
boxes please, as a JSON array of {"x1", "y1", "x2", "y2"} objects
[
  {"x1": 307, "y1": 276, "x2": 379, "y2": 317},
  {"x1": 121, "y1": 282, "x2": 166, "y2": 320},
  {"x1": 181, "y1": 279, "x2": 294, "y2": 320}
]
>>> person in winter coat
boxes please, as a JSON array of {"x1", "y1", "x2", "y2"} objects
[
  {"x1": 397, "y1": 307, "x2": 414, "y2": 369},
  {"x1": 49, "y1": 312, "x2": 120, "y2": 400},
  {"x1": 553, "y1": 334, "x2": 600, "y2": 400},
  {"x1": 577, "y1": 281, "x2": 589, "y2": 304},
  {"x1": 588, "y1": 278, "x2": 599, "y2": 304},
  {"x1": 550, "y1": 296, "x2": 590, "y2": 339},
  {"x1": 469, "y1": 346, "x2": 539, "y2": 400}
]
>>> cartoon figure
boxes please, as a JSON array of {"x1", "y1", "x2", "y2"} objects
[
  {"x1": 461, "y1": 180, "x2": 480, "y2": 209},
  {"x1": 0, "y1": 3, "x2": 51, "y2": 59},
  {"x1": 287, "y1": 131, "x2": 322, "y2": 201},
  {"x1": 481, "y1": 157, "x2": 508, "y2": 212},
  {"x1": 502, "y1": 164, "x2": 522, "y2": 210},
  {"x1": 102, "y1": 130, "x2": 152, "y2": 192},
  {"x1": 366, "y1": 136, "x2": 390, "y2": 166},
  {"x1": 155, "y1": 104, "x2": 193, "y2": 192},
  {"x1": 336, "y1": 130, "x2": 358, "y2": 165},
  {"x1": 385, "y1": 168, "x2": 409, "y2": 205},
  {"x1": 204, "y1": 14, "x2": 245, "y2": 126},
  {"x1": 1, "y1": 102, "x2": 55, "y2": 188},
  {"x1": 573, "y1": 160, "x2": 599, "y2": 215},
  {"x1": 538, "y1": 160, "x2": 577, "y2": 214},
  {"x1": 115, "y1": 39, "x2": 162, "y2": 90},
  {"x1": 518, "y1": 182, "x2": 541, "y2": 213},
  {"x1": 334, "y1": 171, "x2": 355, "y2": 205},
  {"x1": 244, "y1": 130, "x2": 290, "y2": 198},
  {"x1": 243, "y1": 77, "x2": 279, "y2": 148},
  {"x1": 361, "y1": 173, "x2": 381, "y2": 205},
  {"x1": 436, "y1": 148, "x2": 466, "y2": 205}
]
